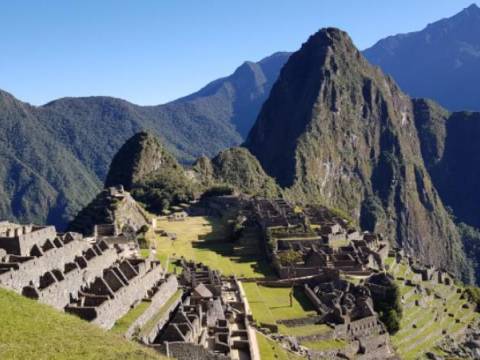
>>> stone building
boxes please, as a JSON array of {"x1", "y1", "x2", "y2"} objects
[
  {"x1": 0, "y1": 221, "x2": 171, "y2": 331},
  {"x1": 152, "y1": 260, "x2": 259, "y2": 360},
  {"x1": 253, "y1": 198, "x2": 389, "y2": 279}
]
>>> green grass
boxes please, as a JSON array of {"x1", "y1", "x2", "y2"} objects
[
  {"x1": 0, "y1": 288, "x2": 166, "y2": 360},
  {"x1": 139, "y1": 249, "x2": 150, "y2": 258},
  {"x1": 153, "y1": 216, "x2": 273, "y2": 278},
  {"x1": 277, "y1": 324, "x2": 330, "y2": 337},
  {"x1": 242, "y1": 282, "x2": 331, "y2": 343},
  {"x1": 111, "y1": 301, "x2": 151, "y2": 335},
  {"x1": 256, "y1": 332, "x2": 304, "y2": 359},
  {"x1": 243, "y1": 283, "x2": 316, "y2": 323},
  {"x1": 302, "y1": 339, "x2": 346, "y2": 351},
  {"x1": 139, "y1": 290, "x2": 182, "y2": 338}
]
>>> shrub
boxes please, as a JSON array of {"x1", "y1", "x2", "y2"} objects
[
  {"x1": 367, "y1": 275, "x2": 402, "y2": 334},
  {"x1": 137, "y1": 225, "x2": 150, "y2": 234},
  {"x1": 200, "y1": 185, "x2": 235, "y2": 199}
]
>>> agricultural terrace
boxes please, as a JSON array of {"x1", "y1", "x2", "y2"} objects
[{"x1": 386, "y1": 256, "x2": 480, "y2": 359}]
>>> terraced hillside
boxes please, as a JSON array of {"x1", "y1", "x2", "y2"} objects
[
  {"x1": 385, "y1": 256, "x2": 480, "y2": 359},
  {"x1": 0, "y1": 288, "x2": 166, "y2": 360}
]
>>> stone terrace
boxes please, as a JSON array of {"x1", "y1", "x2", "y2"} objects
[
  {"x1": 152, "y1": 260, "x2": 259, "y2": 360},
  {"x1": 0, "y1": 221, "x2": 173, "y2": 334},
  {"x1": 66, "y1": 258, "x2": 164, "y2": 329}
]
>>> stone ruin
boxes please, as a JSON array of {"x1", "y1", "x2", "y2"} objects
[
  {"x1": 0, "y1": 220, "x2": 259, "y2": 359},
  {"x1": 0, "y1": 221, "x2": 173, "y2": 330},
  {"x1": 300, "y1": 271, "x2": 397, "y2": 359},
  {"x1": 253, "y1": 198, "x2": 389, "y2": 279},
  {"x1": 151, "y1": 260, "x2": 259, "y2": 360}
]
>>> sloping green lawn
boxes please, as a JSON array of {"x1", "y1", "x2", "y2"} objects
[
  {"x1": 111, "y1": 300, "x2": 151, "y2": 335},
  {"x1": 153, "y1": 216, "x2": 273, "y2": 278},
  {"x1": 0, "y1": 288, "x2": 166, "y2": 360}
]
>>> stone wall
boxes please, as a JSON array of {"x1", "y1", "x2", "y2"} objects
[
  {"x1": 162, "y1": 342, "x2": 230, "y2": 360},
  {"x1": 334, "y1": 316, "x2": 382, "y2": 340},
  {"x1": 9, "y1": 226, "x2": 57, "y2": 256},
  {"x1": 277, "y1": 315, "x2": 326, "y2": 327},
  {"x1": 32, "y1": 246, "x2": 118, "y2": 309},
  {"x1": 125, "y1": 275, "x2": 180, "y2": 342},
  {"x1": 0, "y1": 236, "x2": 89, "y2": 292},
  {"x1": 88, "y1": 262, "x2": 164, "y2": 329}
]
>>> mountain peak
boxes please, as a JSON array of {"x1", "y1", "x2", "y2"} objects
[
  {"x1": 246, "y1": 28, "x2": 466, "y2": 276},
  {"x1": 465, "y1": 3, "x2": 479, "y2": 11},
  {"x1": 104, "y1": 131, "x2": 178, "y2": 191},
  {"x1": 304, "y1": 27, "x2": 355, "y2": 50}
]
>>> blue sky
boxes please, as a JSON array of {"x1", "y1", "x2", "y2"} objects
[{"x1": 0, "y1": 1, "x2": 477, "y2": 105}]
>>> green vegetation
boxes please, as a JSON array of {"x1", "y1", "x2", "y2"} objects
[
  {"x1": 243, "y1": 283, "x2": 317, "y2": 325},
  {"x1": 386, "y1": 256, "x2": 480, "y2": 358},
  {"x1": 458, "y1": 222, "x2": 480, "y2": 281},
  {"x1": 243, "y1": 283, "x2": 340, "y2": 353},
  {"x1": 464, "y1": 286, "x2": 480, "y2": 309},
  {"x1": 111, "y1": 301, "x2": 151, "y2": 335},
  {"x1": 103, "y1": 131, "x2": 196, "y2": 214},
  {"x1": 256, "y1": 332, "x2": 304, "y2": 360},
  {"x1": 192, "y1": 147, "x2": 282, "y2": 199},
  {"x1": 200, "y1": 184, "x2": 235, "y2": 199},
  {"x1": 132, "y1": 166, "x2": 195, "y2": 213},
  {"x1": 209, "y1": 147, "x2": 282, "y2": 198},
  {"x1": 0, "y1": 287, "x2": 165, "y2": 360},
  {"x1": 370, "y1": 276, "x2": 402, "y2": 334},
  {"x1": 302, "y1": 339, "x2": 346, "y2": 351},
  {"x1": 139, "y1": 290, "x2": 183, "y2": 338},
  {"x1": 153, "y1": 216, "x2": 273, "y2": 278}
]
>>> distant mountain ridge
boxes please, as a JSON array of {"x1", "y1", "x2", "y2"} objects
[
  {"x1": 0, "y1": 52, "x2": 289, "y2": 228},
  {"x1": 364, "y1": 3, "x2": 480, "y2": 111}
]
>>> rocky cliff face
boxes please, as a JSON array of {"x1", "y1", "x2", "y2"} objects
[
  {"x1": 68, "y1": 187, "x2": 149, "y2": 236},
  {"x1": 414, "y1": 99, "x2": 480, "y2": 229},
  {"x1": 105, "y1": 132, "x2": 178, "y2": 191},
  {"x1": 245, "y1": 28, "x2": 469, "y2": 278}
]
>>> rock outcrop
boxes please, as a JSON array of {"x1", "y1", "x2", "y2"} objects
[
  {"x1": 68, "y1": 186, "x2": 149, "y2": 236},
  {"x1": 104, "y1": 132, "x2": 194, "y2": 213},
  {"x1": 245, "y1": 28, "x2": 469, "y2": 278},
  {"x1": 192, "y1": 147, "x2": 281, "y2": 198},
  {"x1": 105, "y1": 132, "x2": 178, "y2": 191}
]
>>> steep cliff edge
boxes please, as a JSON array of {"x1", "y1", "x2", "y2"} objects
[
  {"x1": 414, "y1": 99, "x2": 480, "y2": 229},
  {"x1": 245, "y1": 28, "x2": 469, "y2": 278}
]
